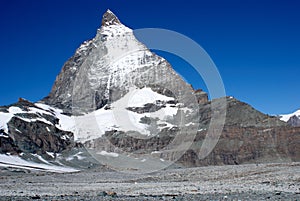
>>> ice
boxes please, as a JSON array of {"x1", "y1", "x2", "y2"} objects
[
  {"x1": 35, "y1": 103, "x2": 76, "y2": 133},
  {"x1": 28, "y1": 107, "x2": 52, "y2": 116},
  {"x1": 0, "y1": 112, "x2": 13, "y2": 132},
  {"x1": 0, "y1": 132, "x2": 9, "y2": 138},
  {"x1": 66, "y1": 152, "x2": 85, "y2": 161},
  {"x1": 100, "y1": 24, "x2": 132, "y2": 40},
  {"x1": 0, "y1": 154, "x2": 78, "y2": 173},
  {"x1": 8, "y1": 106, "x2": 23, "y2": 114},
  {"x1": 46, "y1": 152, "x2": 55, "y2": 158},
  {"x1": 97, "y1": 151, "x2": 119, "y2": 158},
  {"x1": 127, "y1": 87, "x2": 174, "y2": 107},
  {"x1": 280, "y1": 109, "x2": 300, "y2": 122},
  {"x1": 1, "y1": 88, "x2": 178, "y2": 144},
  {"x1": 17, "y1": 117, "x2": 53, "y2": 125},
  {"x1": 185, "y1": 122, "x2": 195, "y2": 126},
  {"x1": 74, "y1": 87, "x2": 178, "y2": 142}
]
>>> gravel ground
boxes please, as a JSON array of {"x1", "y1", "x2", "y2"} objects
[{"x1": 0, "y1": 162, "x2": 299, "y2": 200}]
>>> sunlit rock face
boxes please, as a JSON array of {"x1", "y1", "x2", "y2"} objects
[{"x1": 43, "y1": 10, "x2": 198, "y2": 116}]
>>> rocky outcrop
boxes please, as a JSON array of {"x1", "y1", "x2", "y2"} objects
[
  {"x1": 7, "y1": 117, "x2": 74, "y2": 155},
  {"x1": 0, "y1": 129, "x2": 21, "y2": 155},
  {"x1": 287, "y1": 115, "x2": 300, "y2": 127},
  {"x1": 0, "y1": 99, "x2": 76, "y2": 157},
  {"x1": 194, "y1": 89, "x2": 208, "y2": 105},
  {"x1": 179, "y1": 126, "x2": 300, "y2": 166},
  {"x1": 178, "y1": 97, "x2": 299, "y2": 166}
]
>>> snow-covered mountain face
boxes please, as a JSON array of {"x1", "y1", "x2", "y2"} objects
[
  {"x1": 0, "y1": 99, "x2": 99, "y2": 172},
  {"x1": 0, "y1": 10, "x2": 201, "y2": 172},
  {"x1": 280, "y1": 109, "x2": 300, "y2": 127},
  {"x1": 43, "y1": 10, "x2": 198, "y2": 115},
  {"x1": 1, "y1": 10, "x2": 300, "y2": 172},
  {"x1": 41, "y1": 10, "x2": 200, "y2": 171}
]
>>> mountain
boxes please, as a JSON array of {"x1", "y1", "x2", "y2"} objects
[
  {"x1": 180, "y1": 97, "x2": 299, "y2": 166},
  {"x1": 280, "y1": 109, "x2": 300, "y2": 127},
  {"x1": 0, "y1": 10, "x2": 299, "y2": 172},
  {"x1": 42, "y1": 10, "x2": 197, "y2": 115}
]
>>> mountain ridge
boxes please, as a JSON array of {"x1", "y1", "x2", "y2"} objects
[{"x1": 0, "y1": 10, "x2": 299, "y2": 172}]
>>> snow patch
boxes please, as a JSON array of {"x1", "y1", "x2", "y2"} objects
[
  {"x1": 8, "y1": 107, "x2": 23, "y2": 114},
  {"x1": 74, "y1": 87, "x2": 178, "y2": 142},
  {"x1": 97, "y1": 151, "x2": 119, "y2": 158},
  {"x1": 280, "y1": 109, "x2": 300, "y2": 122},
  {"x1": 127, "y1": 87, "x2": 174, "y2": 107},
  {"x1": 0, "y1": 112, "x2": 13, "y2": 132},
  {"x1": 46, "y1": 152, "x2": 55, "y2": 158},
  {"x1": 0, "y1": 154, "x2": 78, "y2": 173},
  {"x1": 66, "y1": 152, "x2": 85, "y2": 161}
]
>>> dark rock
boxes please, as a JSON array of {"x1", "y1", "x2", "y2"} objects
[
  {"x1": 7, "y1": 116, "x2": 74, "y2": 155},
  {"x1": 101, "y1": 9, "x2": 121, "y2": 26},
  {"x1": 0, "y1": 130, "x2": 21, "y2": 154},
  {"x1": 30, "y1": 195, "x2": 41, "y2": 199},
  {"x1": 98, "y1": 191, "x2": 107, "y2": 196},
  {"x1": 287, "y1": 115, "x2": 300, "y2": 127}
]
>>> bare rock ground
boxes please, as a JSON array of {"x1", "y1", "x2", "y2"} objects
[{"x1": 0, "y1": 162, "x2": 299, "y2": 200}]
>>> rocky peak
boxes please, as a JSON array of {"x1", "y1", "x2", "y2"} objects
[
  {"x1": 43, "y1": 10, "x2": 195, "y2": 115},
  {"x1": 194, "y1": 89, "x2": 208, "y2": 105},
  {"x1": 101, "y1": 9, "x2": 121, "y2": 26},
  {"x1": 287, "y1": 115, "x2": 300, "y2": 127}
]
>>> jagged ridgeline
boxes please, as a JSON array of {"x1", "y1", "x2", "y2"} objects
[{"x1": 42, "y1": 10, "x2": 199, "y2": 115}]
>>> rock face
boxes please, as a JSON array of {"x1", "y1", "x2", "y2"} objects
[
  {"x1": 0, "y1": 129, "x2": 21, "y2": 155},
  {"x1": 179, "y1": 97, "x2": 299, "y2": 166},
  {"x1": 7, "y1": 117, "x2": 74, "y2": 155},
  {"x1": 287, "y1": 115, "x2": 300, "y2": 127},
  {"x1": 88, "y1": 97, "x2": 299, "y2": 167},
  {"x1": 42, "y1": 10, "x2": 197, "y2": 115},
  {"x1": 194, "y1": 89, "x2": 208, "y2": 105},
  {"x1": 0, "y1": 99, "x2": 74, "y2": 156}
]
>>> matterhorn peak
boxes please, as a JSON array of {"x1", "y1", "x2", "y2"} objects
[
  {"x1": 43, "y1": 9, "x2": 195, "y2": 115},
  {"x1": 101, "y1": 9, "x2": 121, "y2": 26}
]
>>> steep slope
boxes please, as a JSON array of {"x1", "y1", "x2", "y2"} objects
[
  {"x1": 0, "y1": 99, "x2": 99, "y2": 172},
  {"x1": 42, "y1": 10, "x2": 197, "y2": 115},
  {"x1": 178, "y1": 97, "x2": 300, "y2": 166}
]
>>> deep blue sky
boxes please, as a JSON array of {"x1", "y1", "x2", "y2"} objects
[{"x1": 0, "y1": 0, "x2": 299, "y2": 114}]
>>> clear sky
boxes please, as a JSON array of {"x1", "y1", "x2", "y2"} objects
[{"x1": 0, "y1": 0, "x2": 299, "y2": 115}]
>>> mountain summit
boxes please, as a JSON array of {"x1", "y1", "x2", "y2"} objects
[
  {"x1": 102, "y1": 9, "x2": 122, "y2": 26},
  {"x1": 43, "y1": 10, "x2": 197, "y2": 115}
]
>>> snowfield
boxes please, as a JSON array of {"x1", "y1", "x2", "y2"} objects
[
  {"x1": 0, "y1": 154, "x2": 78, "y2": 173},
  {"x1": 280, "y1": 109, "x2": 300, "y2": 122},
  {"x1": 0, "y1": 87, "x2": 182, "y2": 143}
]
